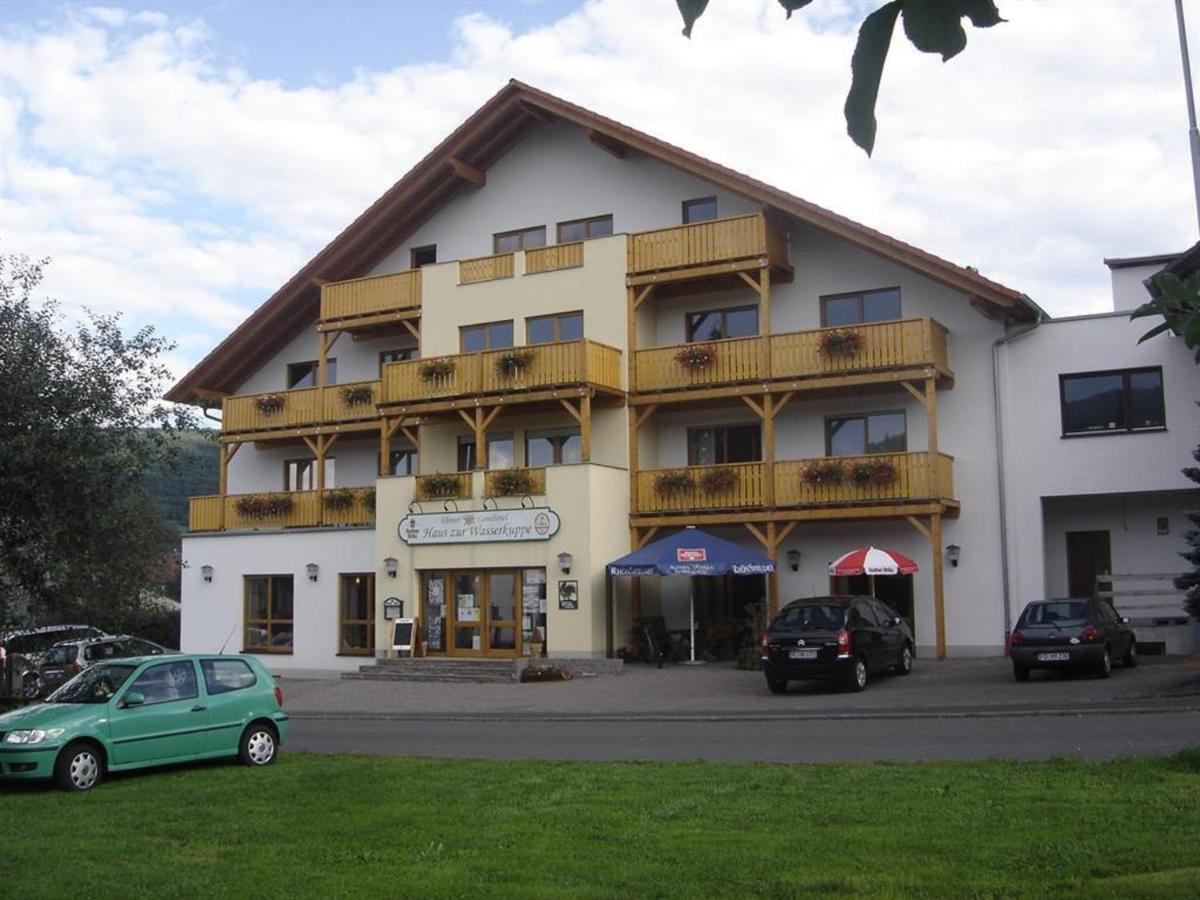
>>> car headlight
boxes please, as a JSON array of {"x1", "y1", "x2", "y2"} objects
[{"x1": 3, "y1": 728, "x2": 66, "y2": 745}]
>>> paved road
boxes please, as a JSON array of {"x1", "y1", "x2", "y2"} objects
[{"x1": 287, "y1": 709, "x2": 1200, "y2": 763}]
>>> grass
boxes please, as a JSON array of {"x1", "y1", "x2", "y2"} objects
[{"x1": 3, "y1": 750, "x2": 1200, "y2": 898}]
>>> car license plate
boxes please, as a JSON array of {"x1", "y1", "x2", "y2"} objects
[
  {"x1": 789, "y1": 649, "x2": 818, "y2": 660},
  {"x1": 1037, "y1": 652, "x2": 1069, "y2": 662}
]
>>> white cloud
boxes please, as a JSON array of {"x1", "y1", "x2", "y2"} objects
[{"x1": 0, "y1": 0, "x2": 1195, "y2": 380}]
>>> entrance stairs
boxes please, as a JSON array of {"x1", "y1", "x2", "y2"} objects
[{"x1": 342, "y1": 657, "x2": 517, "y2": 684}]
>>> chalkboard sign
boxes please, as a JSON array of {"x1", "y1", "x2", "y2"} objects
[{"x1": 392, "y1": 618, "x2": 416, "y2": 652}]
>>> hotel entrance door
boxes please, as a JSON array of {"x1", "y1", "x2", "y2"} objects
[{"x1": 421, "y1": 569, "x2": 525, "y2": 657}]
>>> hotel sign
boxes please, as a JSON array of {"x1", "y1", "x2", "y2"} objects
[{"x1": 398, "y1": 508, "x2": 561, "y2": 545}]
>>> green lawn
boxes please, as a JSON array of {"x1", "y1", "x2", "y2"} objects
[{"x1": 3, "y1": 750, "x2": 1199, "y2": 898}]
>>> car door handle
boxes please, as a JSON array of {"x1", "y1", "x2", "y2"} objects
[{"x1": 191, "y1": 705, "x2": 208, "y2": 713}]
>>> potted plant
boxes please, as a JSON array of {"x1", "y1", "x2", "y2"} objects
[
  {"x1": 818, "y1": 328, "x2": 863, "y2": 358},
  {"x1": 419, "y1": 358, "x2": 456, "y2": 382},
  {"x1": 234, "y1": 494, "x2": 294, "y2": 520},
  {"x1": 322, "y1": 488, "x2": 355, "y2": 511},
  {"x1": 674, "y1": 344, "x2": 716, "y2": 371},
  {"x1": 255, "y1": 393, "x2": 285, "y2": 416},
  {"x1": 699, "y1": 466, "x2": 738, "y2": 494},
  {"x1": 490, "y1": 468, "x2": 535, "y2": 496},
  {"x1": 494, "y1": 349, "x2": 535, "y2": 378},
  {"x1": 802, "y1": 460, "x2": 846, "y2": 485},
  {"x1": 419, "y1": 473, "x2": 461, "y2": 499},
  {"x1": 339, "y1": 384, "x2": 374, "y2": 407},
  {"x1": 847, "y1": 461, "x2": 898, "y2": 486},
  {"x1": 654, "y1": 470, "x2": 694, "y2": 496},
  {"x1": 362, "y1": 488, "x2": 376, "y2": 513}
]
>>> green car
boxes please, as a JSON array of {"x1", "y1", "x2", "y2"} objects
[{"x1": 0, "y1": 654, "x2": 288, "y2": 791}]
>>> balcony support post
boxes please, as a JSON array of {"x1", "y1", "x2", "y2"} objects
[
  {"x1": 218, "y1": 443, "x2": 241, "y2": 531},
  {"x1": 925, "y1": 377, "x2": 939, "y2": 494},
  {"x1": 906, "y1": 513, "x2": 947, "y2": 660}
]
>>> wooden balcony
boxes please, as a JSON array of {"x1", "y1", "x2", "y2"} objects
[
  {"x1": 414, "y1": 472, "x2": 473, "y2": 501},
  {"x1": 525, "y1": 242, "x2": 584, "y2": 275},
  {"x1": 459, "y1": 252, "x2": 514, "y2": 285},
  {"x1": 188, "y1": 489, "x2": 376, "y2": 532},
  {"x1": 627, "y1": 213, "x2": 790, "y2": 284},
  {"x1": 381, "y1": 339, "x2": 622, "y2": 409},
  {"x1": 319, "y1": 270, "x2": 420, "y2": 328},
  {"x1": 485, "y1": 466, "x2": 548, "y2": 497},
  {"x1": 632, "y1": 452, "x2": 955, "y2": 517},
  {"x1": 221, "y1": 380, "x2": 382, "y2": 436},
  {"x1": 632, "y1": 318, "x2": 950, "y2": 397}
]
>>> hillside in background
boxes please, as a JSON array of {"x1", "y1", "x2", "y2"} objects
[{"x1": 141, "y1": 430, "x2": 220, "y2": 534}]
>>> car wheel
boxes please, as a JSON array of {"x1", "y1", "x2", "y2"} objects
[
  {"x1": 54, "y1": 742, "x2": 103, "y2": 792},
  {"x1": 894, "y1": 644, "x2": 914, "y2": 676},
  {"x1": 21, "y1": 672, "x2": 41, "y2": 700},
  {"x1": 766, "y1": 675, "x2": 788, "y2": 695},
  {"x1": 1013, "y1": 663, "x2": 1030, "y2": 682},
  {"x1": 239, "y1": 723, "x2": 278, "y2": 767},
  {"x1": 1123, "y1": 640, "x2": 1138, "y2": 668},
  {"x1": 1096, "y1": 649, "x2": 1112, "y2": 679},
  {"x1": 844, "y1": 657, "x2": 868, "y2": 692}
]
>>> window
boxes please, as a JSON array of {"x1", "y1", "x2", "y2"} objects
[
  {"x1": 126, "y1": 660, "x2": 199, "y2": 706},
  {"x1": 821, "y1": 288, "x2": 902, "y2": 326},
  {"x1": 284, "y1": 458, "x2": 336, "y2": 491},
  {"x1": 379, "y1": 348, "x2": 418, "y2": 372},
  {"x1": 389, "y1": 447, "x2": 419, "y2": 476},
  {"x1": 556, "y1": 215, "x2": 613, "y2": 242},
  {"x1": 683, "y1": 196, "x2": 718, "y2": 224},
  {"x1": 826, "y1": 411, "x2": 907, "y2": 456},
  {"x1": 526, "y1": 429, "x2": 582, "y2": 466},
  {"x1": 494, "y1": 226, "x2": 546, "y2": 253},
  {"x1": 85, "y1": 640, "x2": 133, "y2": 662},
  {"x1": 527, "y1": 311, "x2": 584, "y2": 344},
  {"x1": 1060, "y1": 367, "x2": 1165, "y2": 436},
  {"x1": 687, "y1": 424, "x2": 762, "y2": 465},
  {"x1": 287, "y1": 359, "x2": 336, "y2": 389},
  {"x1": 685, "y1": 306, "x2": 758, "y2": 342},
  {"x1": 457, "y1": 434, "x2": 514, "y2": 471},
  {"x1": 410, "y1": 245, "x2": 437, "y2": 268},
  {"x1": 461, "y1": 320, "x2": 514, "y2": 352},
  {"x1": 245, "y1": 575, "x2": 294, "y2": 653},
  {"x1": 339, "y1": 574, "x2": 375, "y2": 656},
  {"x1": 200, "y1": 658, "x2": 257, "y2": 695}
]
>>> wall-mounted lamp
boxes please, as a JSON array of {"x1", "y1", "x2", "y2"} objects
[
  {"x1": 786, "y1": 549, "x2": 801, "y2": 572},
  {"x1": 201, "y1": 565, "x2": 214, "y2": 583},
  {"x1": 557, "y1": 551, "x2": 573, "y2": 575},
  {"x1": 946, "y1": 544, "x2": 961, "y2": 568},
  {"x1": 383, "y1": 557, "x2": 399, "y2": 578},
  {"x1": 306, "y1": 562, "x2": 320, "y2": 582}
]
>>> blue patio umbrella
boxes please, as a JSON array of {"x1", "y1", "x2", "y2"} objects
[{"x1": 607, "y1": 528, "x2": 775, "y2": 662}]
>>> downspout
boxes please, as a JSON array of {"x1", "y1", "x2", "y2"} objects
[{"x1": 992, "y1": 303, "x2": 1045, "y2": 639}]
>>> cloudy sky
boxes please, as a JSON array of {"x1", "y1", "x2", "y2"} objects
[{"x1": 1, "y1": 0, "x2": 1196, "y2": 382}]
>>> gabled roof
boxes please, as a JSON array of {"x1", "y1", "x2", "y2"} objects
[{"x1": 167, "y1": 80, "x2": 1035, "y2": 403}]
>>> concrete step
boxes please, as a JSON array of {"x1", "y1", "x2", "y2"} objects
[{"x1": 342, "y1": 669, "x2": 514, "y2": 684}]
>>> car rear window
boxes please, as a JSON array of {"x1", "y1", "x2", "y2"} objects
[
  {"x1": 85, "y1": 641, "x2": 130, "y2": 661},
  {"x1": 45, "y1": 646, "x2": 77, "y2": 665},
  {"x1": 201, "y1": 658, "x2": 258, "y2": 695},
  {"x1": 1022, "y1": 601, "x2": 1090, "y2": 627},
  {"x1": 773, "y1": 605, "x2": 847, "y2": 630}
]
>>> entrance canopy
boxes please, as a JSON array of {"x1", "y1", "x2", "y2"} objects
[{"x1": 607, "y1": 528, "x2": 776, "y2": 577}]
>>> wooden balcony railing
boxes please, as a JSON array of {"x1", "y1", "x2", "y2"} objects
[
  {"x1": 525, "y1": 242, "x2": 583, "y2": 275},
  {"x1": 222, "y1": 380, "x2": 381, "y2": 434},
  {"x1": 188, "y1": 489, "x2": 376, "y2": 531},
  {"x1": 415, "y1": 473, "x2": 473, "y2": 501},
  {"x1": 485, "y1": 467, "x2": 548, "y2": 497},
  {"x1": 627, "y1": 213, "x2": 788, "y2": 278},
  {"x1": 633, "y1": 318, "x2": 949, "y2": 394},
  {"x1": 459, "y1": 252, "x2": 514, "y2": 285},
  {"x1": 320, "y1": 270, "x2": 420, "y2": 323},
  {"x1": 632, "y1": 452, "x2": 954, "y2": 515},
  {"x1": 382, "y1": 339, "x2": 622, "y2": 405}
]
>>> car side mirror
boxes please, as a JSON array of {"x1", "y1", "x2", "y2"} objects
[
  {"x1": 121, "y1": 692, "x2": 145, "y2": 708},
  {"x1": 1120, "y1": 616, "x2": 1130, "y2": 625},
  {"x1": 891, "y1": 617, "x2": 902, "y2": 626}
]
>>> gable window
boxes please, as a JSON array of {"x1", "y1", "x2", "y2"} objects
[
  {"x1": 685, "y1": 305, "x2": 758, "y2": 342},
  {"x1": 526, "y1": 429, "x2": 582, "y2": 466},
  {"x1": 826, "y1": 411, "x2": 907, "y2": 456},
  {"x1": 338, "y1": 574, "x2": 375, "y2": 656},
  {"x1": 245, "y1": 575, "x2": 293, "y2": 654},
  {"x1": 494, "y1": 226, "x2": 547, "y2": 253},
  {"x1": 821, "y1": 288, "x2": 902, "y2": 327},
  {"x1": 527, "y1": 311, "x2": 584, "y2": 344},
  {"x1": 683, "y1": 196, "x2": 718, "y2": 224},
  {"x1": 287, "y1": 359, "x2": 336, "y2": 389},
  {"x1": 556, "y1": 215, "x2": 613, "y2": 242},
  {"x1": 457, "y1": 433, "x2": 514, "y2": 471},
  {"x1": 410, "y1": 245, "x2": 437, "y2": 268},
  {"x1": 687, "y1": 424, "x2": 762, "y2": 465},
  {"x1": 284, "y1": 458, "x2": 335, "y2": 492},
  {"x1": 461, "y1": 320, "x2": 514, "y2": 352},
  {"x1": 1060, "y1": 367, "x2": 1165, "y2": 436}
]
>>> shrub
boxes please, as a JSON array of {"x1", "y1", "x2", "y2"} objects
[
  {"x1": 699, "y1": 466, "x2": 738, "y2": 493},
  {"x1": 654, "y1": 470, "x2": 694, "y2": 496},
  {"x1": 803, "y1": 460, "x2": 845, "y2": 484},
  {"x1": 674, "y1": 345, "x2": 716, "y2": 371},
  {"x1": 818, "y1": 329, "x2": 863, "y2": 358},
  {"x1": 490, "y1": 468, "x2": 535, "y2": 496},
  {"x1": 520, "y1": 664, "x2": 572, "y2": 683},
  {"x1": 494, "y1": 349, "x2": 535, "y2": 378}
]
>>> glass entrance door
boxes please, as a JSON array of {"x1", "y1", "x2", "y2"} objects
[
  {"x1": 422, "y1": 568, "x2": 541, "y2": 657},
  {"x1": 452, "y1": 573, "x2": 482, "y2": 653},
  {"x1": 488, "y1": 572, "x2": 517, "y2": 653}
]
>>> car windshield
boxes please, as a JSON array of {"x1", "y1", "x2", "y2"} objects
[
  {"x1": 1023, "y1": 601, "x2": 1090, "y2": 628},
  {"x1": 773, "y1": 604, "x2": 847, "y2": 630},
  {"x1": 45, "y1": 646, "x2": 77, "y2": 665},
  {"x1": 47, "y1": 663, "x2": 137, "y2": 704}
]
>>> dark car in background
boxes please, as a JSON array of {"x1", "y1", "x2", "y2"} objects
[
  {"x1": 1, "y1": 626, "x2": 107, "y2": 699},
  {"x1": 762, "y1": 596, "x2": 914, "y2": 693},
  {"x1": 1010, "y1": 599, "x2": 1137, "y2": 681},
  {"x1": 34, "y1": 635, "x2": 175, "y2": 697}
]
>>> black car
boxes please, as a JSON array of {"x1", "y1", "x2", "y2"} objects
[
  {"x1": 761, "y1": 596, "x2": 914, "y2": 693},
  {"x1": 35, "y1": 634, "x2": 174, "y2": 697},
  {"x1": 1009, "y1": 598, "x2": 1137, "y2": 681}
]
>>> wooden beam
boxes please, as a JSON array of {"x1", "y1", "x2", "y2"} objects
[
  {"x1": 580, "y1": 392, "x2": 592, "y2": 462},
  {"x1": 399, "y1": 425, "x2": 420, "y2": 448},
  {"x1": 481, "y1": 405, "x2": 503, "y2": 430},
  {"x1": 744, "y1": 522, "x2": 769, "y2": 550},
  {"x1": 736, "y1": 270, "x2": 760, "y2": 292},
  {"x1": 301, "y1": 435, "x2": 319, "y2": 455},
  {"x1": 401, "y1": 319, "x2": 420, "y2": 341},
  {"x1": 628, "y1": 406, "x2": 640, "y2": 516},
  {"x1": 379, "y1": 419, "x2": 391, "y2": 476},
  {"x1": 900, "y1": 380, "x2": 926, "y2": 405},
  {"x1": 633, "y1": 403, "x2": 658, "y2": 430},
  {"x1": 636, "y1": 526, "x2": 659, "y2": 550},
  {"x1": 631, "y1": 501, "x2": 948, "y2": 530},
  {"x1": 762, "y1": 394, "x2": 776, "y2": 508},
  {"x1": 766, "y1": 521, "x2": 780, "y2": 617},
  {"x1": 456, "y1": 409, "x2": 475, "y2": 430},
  {"x1": 218, "y1": 419, "x2": 380, "y2": 444},
  {"x1": 473, "y1": 407, "x2": 485, "y2": 470},
  {"x1": 925, "y1": 376, "x2": 938, "y2": 458},
  {"x1": 312, "y1": 277, "x2": 329, "y2": 289},
  {"x1": 775, "y1": 520, "x2": 798, "y2": 547},
  {"x1": 520, "y1": 101, "x2": 555, "y2": 123},
  {"x1": 628, "y1": 366, "x2": 940, "y2": 408},
  {"x1": 447, "y1": 156, "x2": 485, "y2": 185},
  {"x1": 905, "y1": 515, "x2": 932, "y2": 542},
  {"x1": 740, "y1": 394, "x2": 765, "y2": 419},
  {"x1": 587, "y1": 128, "x2": 627, "y2": 159},
  {"x1": 633, "y1": 284, "x2": 655, "y2": 309},
  {"x1": 559, "y1": 398, "x2": 582, "y2": 423},
  {"x1": 773, "y1": 391, "x2": 795, "y2": 417},
  {"x1": 627, "y1": 256, "x2": 769, "y2": 288},
  {"x1": 932, "y1": 512, "x2": 946, "y2": 660}
]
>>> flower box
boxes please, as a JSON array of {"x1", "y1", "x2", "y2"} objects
[
  {"x1": 699, "y1": 466, "x2": 739, "y2": 493},
  {"x1": 419, "y1": 358, "x2": 456, "y2": 382},
  {"x1": 818, "y1": 328, "x2": 863, "y2": 358},
  {"x1": 255, "y1": 394, "x2": 285, "y2": 416},
  {"x1": 363, "y1": 488, "x2": 376, "y2": 513},
  {"x1": 419, "y1": 473, "x2": 461, "y2": 499},
  {"x1": 339, "y1": 385, "x2": 374, "y2": 407},
  {"x1": 802, "y1": 460, "x2": 846, "y2": 485},
  {"x1": 674, "y1": 345, "x2": 716, "y2": 371},
  {"x1": 847, "y1": 461, "x2": 898, "y2": 486},
  {"x1": 322, "y1": 488, "x2": 356, "y2": 511},
  {"x1": 489, "y1": 468, "x2": 536, "y2": 496},
  {"x1": 234, "y1": 494, "x2": 294, "y2": 520},
  {"x1": 494, "y1": 349, "x2": 535, "y2": 378},
  {"x1": 654, "y1": 470, "x2": 694, "y2": 496}
]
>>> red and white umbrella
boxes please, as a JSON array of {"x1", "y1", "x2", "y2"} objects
[{"x1": 829, "y1": 546, "x2": 919, "y2": 577}]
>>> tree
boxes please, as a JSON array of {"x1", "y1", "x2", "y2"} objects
[
  {"x1": 1179, "y1": 448, "x2": 1200, "y2": 620},
  {"x1": 0, "y1": 253, "x2": 198, "y2": 633},
  {"x1": 675, "y1": 0, "x2": 1005, "y2": 156}
]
